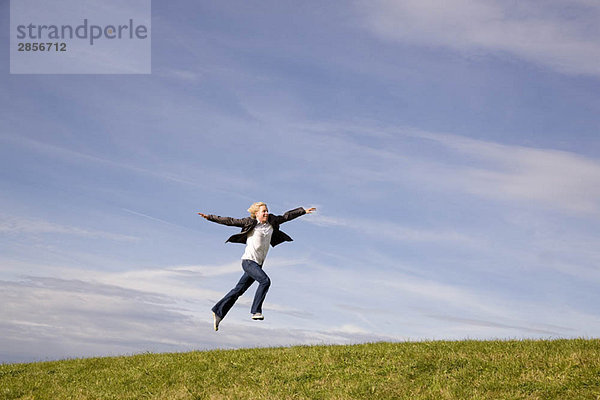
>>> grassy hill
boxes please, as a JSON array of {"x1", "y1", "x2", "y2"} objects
[{"x1": 1, "y1": 339, "x2": 599, "y2": 399}]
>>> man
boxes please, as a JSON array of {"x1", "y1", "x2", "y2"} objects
[{"x1": 198, "y1": 202, "x2": 316, "y2": 331}]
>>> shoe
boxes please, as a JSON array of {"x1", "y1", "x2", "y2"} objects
[
  {"x1": 251, "y1": 313, "x2": 264, "y2": 320},
  {"x1": 213, "y1": 312, "x2": 222, "y2": 331}
]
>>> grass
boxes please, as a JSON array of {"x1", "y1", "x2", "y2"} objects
[{"x1": 1, "y1": 339, "x2": 599, "y2": 399}]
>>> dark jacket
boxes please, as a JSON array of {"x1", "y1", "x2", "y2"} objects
[{"x1": 206, "y1": 207, "x2": 306, "y2": 247}]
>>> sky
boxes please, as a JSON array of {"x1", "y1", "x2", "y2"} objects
[{"x1": 1, "y1": 0, "x2": 600, "y2": 364}]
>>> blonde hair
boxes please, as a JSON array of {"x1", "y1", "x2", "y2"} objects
[{"x1": 248, "y1": 202, "x2": 268, "y2": 218}]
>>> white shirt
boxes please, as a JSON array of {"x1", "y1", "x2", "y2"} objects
[{"x1": 242, "y1": 220, "x2": 273, "y2": 265}]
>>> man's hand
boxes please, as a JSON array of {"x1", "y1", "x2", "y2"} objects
[{"x1": 304, "y1": 207, "x2": 316, "y2": 214}]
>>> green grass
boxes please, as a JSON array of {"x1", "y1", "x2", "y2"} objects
[{"x1": 1, "y1": 339, "x2": 599, "y2": 399}]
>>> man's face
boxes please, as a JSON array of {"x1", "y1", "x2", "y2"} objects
[{"x1": 256, "y1": 205, "x2": 269, "y2": 223}]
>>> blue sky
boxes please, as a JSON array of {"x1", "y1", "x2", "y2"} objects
[{"x1": 2, "y1": 0, "x2": 600, "y2": 363}]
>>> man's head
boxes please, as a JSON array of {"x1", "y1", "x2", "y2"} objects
[{"x1": 248, "y1": 202, "x2": 269, "y2": 223}]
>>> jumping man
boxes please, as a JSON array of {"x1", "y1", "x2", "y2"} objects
[{"x1": 198, "y1": 202, "x2": 316, "y2": 331}]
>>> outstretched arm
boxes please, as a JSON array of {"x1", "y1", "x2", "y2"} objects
[
  {"x1": 197, "y1": 212, "x2": 249, "y2": 227},
  {"x1": 275, "y1": 206, "x2": 316, "y2": 224}
]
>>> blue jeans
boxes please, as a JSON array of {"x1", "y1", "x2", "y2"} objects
[{"x1": 212, "y1": 259, "x2": 271, "y2": 318}]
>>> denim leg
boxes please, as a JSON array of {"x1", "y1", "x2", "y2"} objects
[
  {"x1": 241, "y1": 259, "x2": 271, "y2": 314},
  {"x1": 212, "y1": 271, "x2": 254, "y2": 319}
]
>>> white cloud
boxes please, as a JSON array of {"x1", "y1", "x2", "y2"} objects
[
  {"x1": 0, "y1": 215, "x2": 138, "y2": 242},
  {"x1": 425, "y1": 315, "x2": 566, "y2": 336},
  {"x1": 290, "y1": 121, "x2": 600, "y2": 215},
  {"x1": 0, "y1": 133, "x2": 255, "y2": 203},
  {"x1": 374, "y1": 274, "x2": 499, "y2": 316},
  {"x1": 0, "y1": 275, "x2": 398, "y2": 363},
  {"x1": 403, "y1": 130, "x2": 600, "y2": 214},
  {"x1": 306, "y1": 214, "x2": 481, "y2": 245},
  {"x1": 360, "y1": 0, "x2": 600, "y2": 77},
  {"x1": 370, "y1": 272, "x2": 588, "y2": 338}
]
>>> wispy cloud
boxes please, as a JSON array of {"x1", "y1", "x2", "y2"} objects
[
  {"x1": 0, "y1": 133, "x2": 169, "y2": 181},
  {"x1": 0, "y1": 133, "x2": 255, "y2": 202},
  {"x1": 121, "y1": 209, "x2": 185, "y2": 228},
  {"x1": 306, "y1": 214, "x2": 481, "y2": 246},
  {"x1": 0, "y1": 215, "x2": 137, "y2": 242},
  {"x1": 425, "y1": 314, "x2": 569, "y2": 336},
  {"x1": 0, "y1": 256, "x2": 312, "y2": 319},
  {"x1": 0, "y1": 275, "x2": 397, "y2": 363},
  {"x1": 360, "y1": 0, "x2": 600, "y2": 77},
  {"x1": 285, "y1": 121, "x2": 600, "y2": 215},
  {"x1": 159, "y1": 68, "x2": 203, "y2": 82},
  {"x1": 374, "y1": 274, "x2": 501, "y2": 317},
  {"x1": 401, "y1": 129, "x2": 600, "y2": 214},
  {"x1": 371, "y1": 273, "x2": 584, "y2": 338}
]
